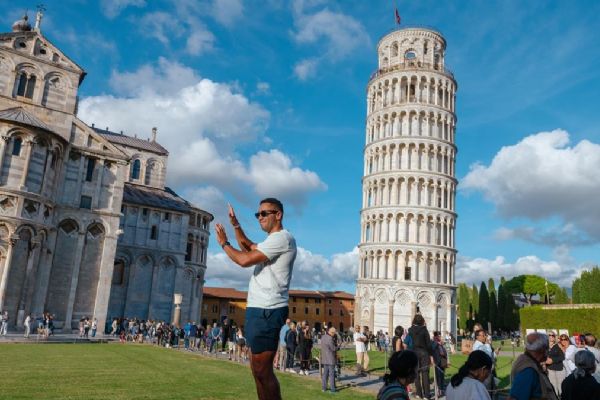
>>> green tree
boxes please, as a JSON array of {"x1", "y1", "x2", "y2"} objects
[
  {"x1": 572, "y1": 267, "x2": 600, "y2": 303},
  {"x1": 504, "y1": 275, "x2": 559, "y2": 305},
  {"x1": 500, "y1": 276, "x2": 507, "y2": 286},
  {"x1": 497, "y1": 284, "x2": 506, "y2": 330},
  {"x1": 554, "y1": 287, "x2": 569, "y2": 304},
  {"x1": 504, "y1": 290, "x2": 519, "y2": 330},
  {"x1": 488, "y1": 278, "x2": 496, "y2": 294},
  {"x1": 471, "y1": 284, "x2": 479, "y2": 316},
  {"x1": 458, "y1": 283, "x2": 470, "y2": 331},
  {"x1": 489, "y1": 289, "x2": 498, "y2": 331},
  {"x1": 478, "y1": 282, "x2": 489, "y2": 328}
]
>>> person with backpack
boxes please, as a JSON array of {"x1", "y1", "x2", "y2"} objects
[
  {"x1": 377, "y1": 350, "x2": 419, "y2": 400},
  {"x1": 407, "y1": 314, "x2": 434, "y2": 400}
]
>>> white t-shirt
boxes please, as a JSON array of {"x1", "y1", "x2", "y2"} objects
[
  {"x1": 354, "y1": 332, "x2": 366, "y2": 353},
  {"x1": 445, "y1": 376, "x2": 491, "y2": 400},
  {"x1": 247, "y1": 229, "x2": 296, "y2": 309}
]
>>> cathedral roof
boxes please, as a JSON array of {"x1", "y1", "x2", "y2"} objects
[
  {"x1": 0, "y1": 106, "x2": 53, "y2": 132},
  {"x1": 123, "y1": 183, "x2": 190, "y2": 213},
  {"x1": 94, "y1": 127, "x2": 169, "y2": 156}
]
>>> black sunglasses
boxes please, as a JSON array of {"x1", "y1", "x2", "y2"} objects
[{"x1": 255, "y1": 210, "x2": 278, "y2": 219}]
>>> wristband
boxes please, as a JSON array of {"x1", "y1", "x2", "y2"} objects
[
  {"x1": 233, "y1": 224, "x2": 240, "y2": 229},
  {"x1": 221, "y1": 241, "x2": 231, "y2": 249}
]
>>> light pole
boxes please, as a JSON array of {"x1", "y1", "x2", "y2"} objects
[{"x1": 173, "y1": 293, "x2": 183, "y2": 328}]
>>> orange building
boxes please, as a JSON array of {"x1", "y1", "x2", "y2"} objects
[{"x1": 201, "y1": 287, "x2": 354, "y2": 332}]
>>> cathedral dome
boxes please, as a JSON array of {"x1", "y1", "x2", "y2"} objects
[{"x1": 12, "y1": 15, "x2": 32, "y2": 32}]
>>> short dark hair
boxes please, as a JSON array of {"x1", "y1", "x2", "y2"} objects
[
  {"x1": 260, "y1": 197, "x2": 283, "y2": 213},
  {"x1": 383, "y1": 350, "x2": 418, "y2": 385},
  {"x1": 394, "y1": 325, "x2": 404, "y2": 338},
  {"x1": 433, "y1": 331, "x2": 441, "y2": 337}
]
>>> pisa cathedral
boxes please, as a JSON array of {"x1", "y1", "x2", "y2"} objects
[
  {"x1": 355, "y1": 27, "x2": 457, "y2": 336},
  {"x1": 0, "y1": 14, "x2": 212, "y2": 332}
]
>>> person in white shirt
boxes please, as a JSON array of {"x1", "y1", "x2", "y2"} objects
[
  {"x1": 215, "y1": 198, "x2": 296, "y2": 400},
  {"x1": 446, "y1": 350, "x2": 492, "y2": 400},
  {"x1": 472, "y1": 329, "x2": 499, "y2": 390},
  {"x1": 353, "y1": 325, "x2": 369, "y2": 376},
  {"x1": 24, "y1": 314, "x2": 31, "y2": 338}
]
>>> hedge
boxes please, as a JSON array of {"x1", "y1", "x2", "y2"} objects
[{"x1": 519, "y1": 306, "x2": 600, "y2": 335}]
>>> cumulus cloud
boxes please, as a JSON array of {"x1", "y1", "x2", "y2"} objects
[
  {"x1": 494, "y1": 224, "x2": 595, "y2": 247},
  {"x1": 455, "y1": 253, "x2": 583, "y2": 288},
  {"x1": 462, "y1": 130, "x2": 600, "y2": 241},
  {"x1": 291, "y1": 1, "x2": 370, "y2": 80},
  {"x1": 100, "y1": 0, "x2": 146, "y2": 19},
  {"x1": 78, "y1": 58, "x2": 325, "y2": 211},
  {"x1": 249, "y1": 150, "x2": 326, "y2": 207},
  {"x1": 205, "y1": 247, "x2": 358, "y2": 290},
  {"x1": 256, "y1": 82, "x2": 271, "y2": 95}
]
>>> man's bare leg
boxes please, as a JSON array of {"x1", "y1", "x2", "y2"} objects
[{"x1": 250, "y1": 350, "x2": 281, "y2": 400}]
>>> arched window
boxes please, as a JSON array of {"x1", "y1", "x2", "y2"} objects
[
  {"x1": 16, "y1": 73, "x2": 36, "y2": 99},
  {"x1": 131, "y1": 159, "x2": 141, "y2": 180},
  {"x1": 144, "y1": 161, "x2": 154, "y2": 185},
  {"x1": 12, "y1": 138, "x2": 22, "y2": 156}
]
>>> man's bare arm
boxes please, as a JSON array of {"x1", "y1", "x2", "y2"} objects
[
  {"x1": 228, "y1": 204, "x2": 255, "y2": 252},
  {"x1": 215, "y1": 223, "x2": 265, "y2": 267}
]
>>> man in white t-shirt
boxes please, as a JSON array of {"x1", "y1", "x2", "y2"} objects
[
  {"x1": 215, "y1": 198, "x2": 296, "y2": 400},
  {"x1": 353, "y1": 325, "x2": 369, "y2": 375}
]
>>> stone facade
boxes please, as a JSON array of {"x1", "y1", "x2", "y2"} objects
[
  {"x1": 0, "y1": 15, "x2": 212, "y2": 332},
  {"x1": 355, "y1": 28, "x2": 457, "y2": 336}
]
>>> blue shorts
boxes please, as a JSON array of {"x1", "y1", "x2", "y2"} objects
[{"x1": 244, "y1": 306, "x2": 288, "y2": 354}]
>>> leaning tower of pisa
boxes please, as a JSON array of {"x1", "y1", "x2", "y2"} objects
[{"x1": 355, "y1": 27, "x2": 457, "y2": 336}]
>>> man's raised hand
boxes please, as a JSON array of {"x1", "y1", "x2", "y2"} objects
[{"x1": 228, "y1": 203, "x2": 240, "y2": 227}]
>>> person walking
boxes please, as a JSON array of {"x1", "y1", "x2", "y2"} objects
[
  {"x1": 91, "y1": 318, "x2": 98, "y2": 337},
  {"x1": 215, "y1": 198, "x2": 296, "y2": 400},
  {"x1": 546, "y1": 331, "x2": 566, "y2": 396},
  {"x1": 1, "y1": 311, "x2": 9, "y2": 335},
  {"x1": 298, "y1": 322, "x2": 313, "y2": 375},
  {"x1": 408, "y1": 314, "x2": 434, "y2": 400},
  {"x1": 285, "y1": 321, "x2": 297, "y2": 372},
  {"x1": 432, "y1": 330, "x2": 449, "y2": 396},
  {"x1": 277, "y1": 319, "x2": 290, "y2": 371},
  {"x1": 23, "y1": 314, "x2": 31, "y2": 338},
  {"x1": 354, "y1": 325, "x2": 369, "y2": 376},
  {"x1": 446, "y1": 350, "x2": 492, "y2": 400},
  {"x1": 320, "y1": 326, "x2": 338, "y2": 393}
]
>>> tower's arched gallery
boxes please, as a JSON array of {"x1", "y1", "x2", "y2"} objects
[
  {"x1": 0, "y1": 15, "x2": 212, "y2": 332},
  {"x1": 355, "y1": 27, "x2": 457, "y2": 335}
]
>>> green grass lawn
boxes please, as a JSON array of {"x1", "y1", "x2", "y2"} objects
[
  {"x1": 338, "y1": 349, "x2": 515, "y2": 389},
  {"x1": 0, "y1": 344, "x2": 373, "y2": 400}
]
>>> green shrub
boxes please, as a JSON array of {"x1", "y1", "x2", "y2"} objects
[{"x1": 519, "y1": 306, "x2": 600, "y2": 334}]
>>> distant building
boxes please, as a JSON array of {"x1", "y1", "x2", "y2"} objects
[
  {"x1": 0, "y1": 12, "x2": 212, "y2": 332},
  {"x1": 202, "y1": 287, "x2": 354, "y2": 332}
]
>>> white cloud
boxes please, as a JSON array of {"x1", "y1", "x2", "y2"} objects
[
  {"x1": 462, "y1": 130, "x2": 600, "y2": 240},
  {"x1": 79, "y1": 59, "x2": 325, "y2": 211},
  {"x1": 249, "y1": 150, "x2": 326, "y2": 207},
  {"x1": 205, "y1": 247, "x2": 358, "y2": 290},
  {"x1": 211, "y1": 0, "x2": 244, "y2": 27},
  {"x1": 291, "y1": 2, "x2": 370, "y2": 79},
  {"x1": 186, "y1": 25, "x2": 216, "y2": 55},
  {"x1": 494, "y1": 224, "x2": 595, "y2": 247},
  {"x1": 101, "y1": 0, "x2": 146, "y2": 19},
  {"x1": 138, "y1": 12, "x2": 183, "y2": 45},
  {"x1": 293, "y1": 58, "x2": 318, "y2": 80},
  {"x1": 455, "y1": 253, "x2": 582, "y2": 288}
]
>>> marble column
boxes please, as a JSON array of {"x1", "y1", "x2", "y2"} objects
[
  {"x1": 19, "y1": 140, "x2": 34, "y2": 190},
  {"x1": 92, "y1": 234, "x2": 118, "y2": 333},
  {"x1": 92, "y1": 158, "x2": 105, "y2": 209},
  {"x1": 388, "y1": 300, "x2": 395, "y2": 336},
  {"x1": 63, "y1": 231, "x2": 86, "y2": 330},
  {"x1": 369, "y1": 302, "x2": 375, "y2": 331},
  {"x1": 0, "y1": 238, "x2": 16, "y2": 312},
  {"x1": 31, "y1": 229, "x2": 57, "y2": 316},
  {"x1": 0, "y1": 136, "x2": 8, "y2": 180},
  {"x1": 16, "y1": 239, "x2": 41, "y2": 328}
]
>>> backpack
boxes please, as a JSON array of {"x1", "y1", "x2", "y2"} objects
[{"x1": 404, "y1": 333, "x2": 414, "y2": 350}]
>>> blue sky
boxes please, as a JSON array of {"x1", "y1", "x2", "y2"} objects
[{"x1": 5, "y1": 0, "x2": 600, "y2": 292}]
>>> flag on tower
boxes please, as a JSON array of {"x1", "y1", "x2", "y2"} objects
[{"x1": 395, "y1": 8, "x2": 401, "y2": 25}]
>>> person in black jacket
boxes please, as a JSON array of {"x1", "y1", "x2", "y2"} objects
[
  {"x1": 407, "y1": 314, "x2": 434, "y2": 400},
  {"x1": 285, "y1": 322, "x2": 297, "y2": 372},
  {"x1": 546, "y1": 331, "x2": 566, "y2": 396},
  {"x1": 561, "y1": 349, "x2": 600, "y2": 400}
]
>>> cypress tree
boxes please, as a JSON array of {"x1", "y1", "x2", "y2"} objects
[
  {"x1": 478, "y1": 282, "x2": 489, "y2": 328},
  {"x1": 488, "y1": 278, "x2": 496, "y2": 294},
  {"x1": 497, "y1": 284, "x2": 506, "y2": 331},
  {"x1": 489, "y1": 289, "x2": 498, "y2": 332},
  {"x1": 471, "y1": 284, "x2": 479, "y2": 316},
  {"x1": 458, "y1": 284, "x2": 469, "y2": 331}
]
